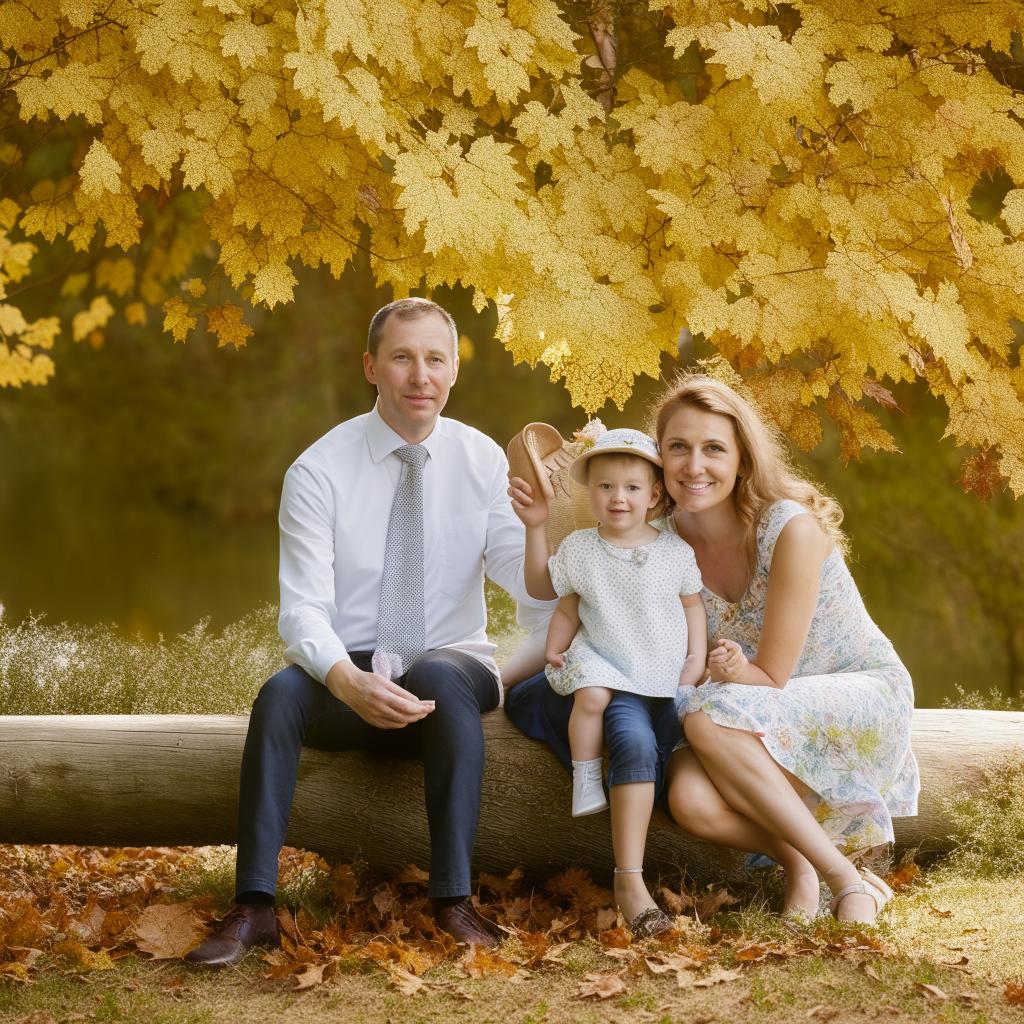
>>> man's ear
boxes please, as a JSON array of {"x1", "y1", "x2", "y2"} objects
[
  {"x1": 363, "y1": 350, "x2": 377, "y2": 386},
  {"x1": 449, "y1": 357, "x2": 459, "y2": 387}
]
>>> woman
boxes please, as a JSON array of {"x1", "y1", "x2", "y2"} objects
[{"x1": 656, "y1": 375, "x2": 920, "y2": 924}]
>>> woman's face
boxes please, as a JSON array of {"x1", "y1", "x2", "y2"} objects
[{"x1": 659, "y1": 404, "x2": 743, "y2": 513}]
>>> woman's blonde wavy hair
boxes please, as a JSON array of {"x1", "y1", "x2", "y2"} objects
[{"x1": 650, "y1": 373, "x2": 849, "y2": 559}]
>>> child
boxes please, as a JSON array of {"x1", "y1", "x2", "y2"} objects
[{"x1": 511, "y1": 429, "x2": 708, "y2": 819}]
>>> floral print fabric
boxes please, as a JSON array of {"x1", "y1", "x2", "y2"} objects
[{"x1": 673, "y1": 500, "x2": 921, "y2": 851}]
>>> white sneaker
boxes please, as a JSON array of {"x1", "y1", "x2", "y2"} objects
[{"x1": 571, "y1": 759, "x2": 609, "y2": 816}]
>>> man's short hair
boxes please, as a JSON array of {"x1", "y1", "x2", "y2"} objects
[{"x1": 367, "y1": 297, "x2": 459, "y2": 359}]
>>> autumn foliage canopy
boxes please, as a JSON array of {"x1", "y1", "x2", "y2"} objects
[{"x1": 1, "y1": 1, "x2": 1023, "y2": 492}]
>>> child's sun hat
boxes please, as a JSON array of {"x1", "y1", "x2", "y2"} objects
[{"x1": 568, "y1": 428, "x2": 662, "y2": 484}]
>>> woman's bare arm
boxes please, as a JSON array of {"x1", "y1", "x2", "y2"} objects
[{"x1": 712, "y1": 515, "x2": 831, "y2": 689}]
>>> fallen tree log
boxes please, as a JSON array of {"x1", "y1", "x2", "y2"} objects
[{"x1": 1, "y1": 709, "x2": 1021, "y2": 883}]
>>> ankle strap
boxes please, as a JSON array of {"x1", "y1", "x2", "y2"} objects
[{"x1": 614, "y1": 867, "x2": 643, "y2": 874}]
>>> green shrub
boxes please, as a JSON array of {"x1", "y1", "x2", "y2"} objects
[
  {"x1": 943, "y1": 755, "x2": 1024, "y2": 876},
  {"x1": 0, "y1": 585, "x2": 524, "y2": 715}
]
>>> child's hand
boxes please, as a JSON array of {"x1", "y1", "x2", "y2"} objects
[
  {"x1": 708, "y1": 638, "x2": 747, "y2": 682},
  {"x1": 546, "y1": 648, "x2": 567, "y2": 668},
  {"x1": 508, "y1": 475, "x2": 550, "y2": 528}
]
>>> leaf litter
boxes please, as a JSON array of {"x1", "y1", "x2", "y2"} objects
[{"x1": 0, "y1": 842, "x2": 1020, "y2": 1015}]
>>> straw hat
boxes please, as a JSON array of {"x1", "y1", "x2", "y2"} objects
[
  {"x1": 506, "y1": 421, "x2": 602, "y2": 552},
  {"x1": 567, "y1": 428, "x2": 662, "y2": 484}
]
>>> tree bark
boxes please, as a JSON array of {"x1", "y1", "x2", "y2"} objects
[{"x1": 1, "y1": 709, "x2": 1021, "y2": 883}]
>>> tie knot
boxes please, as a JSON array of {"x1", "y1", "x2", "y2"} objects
[{"x1": 395, "y1": 444, "x2": 428, "y2": 469}]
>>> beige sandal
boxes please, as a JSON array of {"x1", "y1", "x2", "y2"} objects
[{"x1": 829, "y1": 868, "x2": 893, "y2": 920}]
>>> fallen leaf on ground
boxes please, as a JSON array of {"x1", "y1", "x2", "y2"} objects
[
  {"x1": 387, "y1": 965, "x2": 425, "y2": 996},
  {"x1": 734, "y1": 943, "x2": 775, "y2": 962},
  {"x1": 293, "y1": 960, "x2": 335, "y2": 990},
  {"x1": 393, "y1": 864, "x2": 430, "y2": 885},
  {"x1": 133, "y1": 903, "x2": 202, "y2": 959},
  {"x1": 682, "y1": 968, "x2": 743, "y2": 989},
  {"x1": 460, "y1": 946, "x2": 518, "y2": 978},
  {"x1": 1005, "y1": 981, "x2": 1024, "y2": 1005},
  {"x1": 693, "y1": 888, "x2": 739, "y2": 920},
  {"x1": 915, "y1": 982, "x2": 948, "y2": 1001},
  {"x1": 659, "y1": 886, "x2": 693, "y2": 915},
  {"x1": 928, "y1": 905, "x2": 953, "y2": 918},
  {"x1": 884, "y1": 862, "x2": 920, "y2": 890},
  {"x1": 53, "y1": 940, "x2": 116, "y2": 972},
  {"x1": 645, "y1": 952, "x2": 703, "y2": 983},
  {"x1": 541, "y1": 941, "x2": 572, "y2": 964},
  {"x1": 577, "y1": 972, "x2": 626, "y2": 1000},
  {"x1": 861, "y1": 962, "x2": 881, "y2": 981},
  {"x1": 599, "y1": 926, "x2": 631, "y2": 949},
  {"x1": 595, "y1": 907, "x2": 617, "y2": 931}
]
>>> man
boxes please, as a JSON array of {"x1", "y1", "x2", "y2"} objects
[{"x1": 186, "y1": 297, "x2": 546, "y2": 966}]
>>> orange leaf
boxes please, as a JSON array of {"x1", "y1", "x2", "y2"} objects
[
  {"x1": 133, "y1": 903, "x2": 202, "y2": 960},
  {"x1": 577, "y1": 971, "x2": 626, "y2": 1000},
  {"x1": 599, "y1": 927, "x2": 631, "y2": 949},
  {"x1": 1005, "y1": 981, "x2": 1024, "y2": 1005},
  {"x1": 883, "y1": 863, "x2": 920, "y2": 891},
  {"x1": 692, "y1": 888, "x2": 738, "y2": 920},
  {"x1": 393, "y1": 864, "x2": 430, "y2": 886},
  {"x1": 329, "y1": 864, "x2": 360, "y2": 903},
  {"x1": 460, "y1": 947, "x2": 518, "y2": 978}
]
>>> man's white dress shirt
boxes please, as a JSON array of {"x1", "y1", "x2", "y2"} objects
[{"x1": 278, "y1": 404, "x2": 547, "y2": 693}]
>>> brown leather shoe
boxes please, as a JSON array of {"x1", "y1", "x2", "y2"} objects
[
  {"x1": 433, "y1": 897, "x2": 502, "y2": 948},
  {"x1": 184, "y1": 903, "x2": 280, "y2": 967}
]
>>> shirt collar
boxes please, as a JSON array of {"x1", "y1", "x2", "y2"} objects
[{"x1": 365, "y1": 402, "x2": 441, "y2": 464}]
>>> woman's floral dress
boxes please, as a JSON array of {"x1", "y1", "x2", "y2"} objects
[{"x1": 673, "y1": 499, "x2": 920, "y2": 852}]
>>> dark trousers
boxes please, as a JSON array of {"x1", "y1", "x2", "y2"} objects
[
  {"x1": 504, "y1": 671, "x2": 681, "y2": 793},
  {"x1": 235, "y1": 649, "x2": 500, "y2": 900}
]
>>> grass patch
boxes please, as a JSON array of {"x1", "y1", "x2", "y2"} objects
[{"x1": 0, "y1": 585, "x2": 525, "y2": 716}]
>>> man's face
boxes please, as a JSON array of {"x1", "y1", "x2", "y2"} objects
[{"x1": 363, "y1": 312, "x2": 459, "y2": 443}]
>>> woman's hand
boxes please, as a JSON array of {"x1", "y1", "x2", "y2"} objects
[
  {"x1": 508, "y1": 475, "x2": 550, "y2": 528},
  {"x1": 708, "y1": 638, "x2": 748, "y2": 683}
]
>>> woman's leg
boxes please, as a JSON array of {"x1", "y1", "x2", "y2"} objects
[
  {"x1": 568, "y1": 686, "x2": 612, "y2": 760},
  {"x1": 667, "y1": 748, "x2": 820, "y2": 916},
  {"x1": 604, "y1": 694, "x2": 663, "y2": 923},
  {"x1": 684, "y1": 712, "x2": 875, "y2": 922}
]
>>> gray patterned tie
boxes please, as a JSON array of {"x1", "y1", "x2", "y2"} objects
[{"x1": 374, "y1": 443, "x2": 428, "y2": 674}]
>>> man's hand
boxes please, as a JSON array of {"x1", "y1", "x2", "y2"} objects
[
  {"x1": 325, "y1": 660, "x2": 434, "y2": 729},
  {"x1": 708, "y1": 638, "x2": 748, "y2": 683},
  {"x1": 507, "y1": 475, "x2": 550, "y2": 528}
]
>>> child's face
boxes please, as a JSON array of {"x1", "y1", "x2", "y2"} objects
[{"x1": 586, "y1": 455, "x2": 662, "y2": 532}]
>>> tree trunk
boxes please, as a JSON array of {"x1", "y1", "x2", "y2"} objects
[{"x1": 1, "y1": 709, "x2": 1021, "y2": 884}]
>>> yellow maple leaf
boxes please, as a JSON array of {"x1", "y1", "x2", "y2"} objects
[
  {"x1": 206, "y1": 301, "x2": 253, "y2": 349},
  {"x1": 95, "y1": 257, "x2": 135, "y2": 296},
  {"x1": 124, "y1": 301, "x2": 148, "y2": 326},
  {"x1": 252, "y1": 262, "x2": 297, "y2": 308},
  {"x1": 71, "y1": 295, "x2": 114, "y2": 342},
  {"x1": 162, "y1": 296, "x2": 196, "y2": 343},
  {"x1": 80, "y1": 139, "x2": 122, "y2": 196}
]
